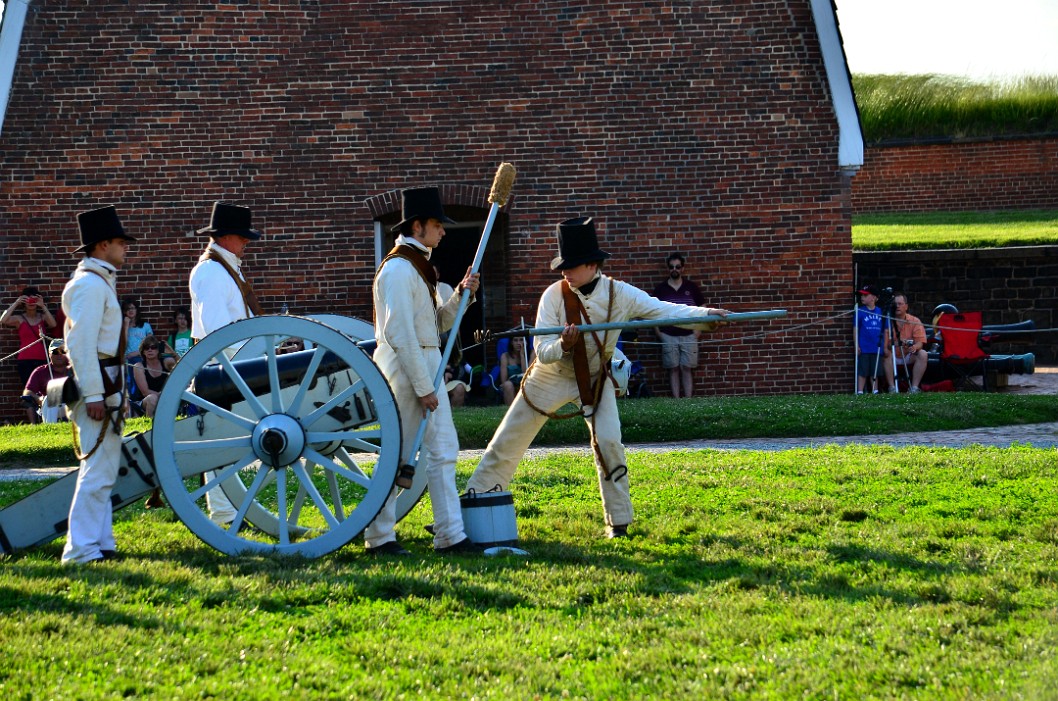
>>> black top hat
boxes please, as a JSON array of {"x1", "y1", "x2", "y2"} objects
[
  {"x1": 391, "y1": 187, "x2": 456, "y2": 233},
  {"x1": 76, "y1": 205, "x2": 137, "y2": 253},
  {"x1": 550, "y1": 217, "x2": 611, "y2": 271},
  {"x1": 196, "y1": 202, "x2": 262, "y2": 240}
]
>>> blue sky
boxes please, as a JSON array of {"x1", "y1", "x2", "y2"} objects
[{"x1": 2, "y1": 1, "x2": 1056, "y2": 81}]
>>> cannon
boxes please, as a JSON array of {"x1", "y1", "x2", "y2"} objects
[{"x1": 0, "y1": 314, "x2": 433, "y2": 558}]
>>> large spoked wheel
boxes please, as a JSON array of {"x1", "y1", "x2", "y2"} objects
[
  {"x1": 152, "y1": 315, "x2": 402, "y2": 557},
  {"x1": 308, "y1": 315, "x2": 428, "y2": 523}
]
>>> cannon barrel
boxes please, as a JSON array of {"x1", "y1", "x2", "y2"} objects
[
  {"x1": 980, "y1": 320, "x2": 1036, "y2": 346},
  {"x1": 192, "y1": 348, "x2": 350, "y2": 406}
]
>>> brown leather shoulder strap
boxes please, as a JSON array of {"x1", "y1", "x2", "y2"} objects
[
  {"x1": 561, "y1": 281, "x2": 596, "y2": 406},
  {"x1": 206, "y1": 249, "x2": 264, "y2": 317},
  {"x1": 377, "y1": 244, "x2": 438, "y2": 307},
  {"x1": 83, "y1": 268, "x2": 126, "y2": 398}
]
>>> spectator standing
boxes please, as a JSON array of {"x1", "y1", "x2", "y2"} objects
[
  {"x1": 21, "y1": 339, "x2": 69, "y2": 424},
  {"x1": 61, "y1": 205, "x2": 136, "y2": 564},
  {"x1": 855, "y1": 285, "x2": 884, "y2": 394},
  {"x1": 2, "y1": 286, "x2": 58, "y2": 385},
  {"x1": 651, "y1": 253, "x2": 705, "y2": 398}
]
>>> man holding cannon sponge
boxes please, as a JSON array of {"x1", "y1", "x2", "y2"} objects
[
  {"x1": 465, "y1": 216, "x2": 730, "y2": 539},
  {"x1": 365, "y1": 186, "x2": 482, "y2": 555}
]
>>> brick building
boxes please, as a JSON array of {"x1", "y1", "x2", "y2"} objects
[{"x1": 0, "y1": 1, "x2": 862, "y2": 422}]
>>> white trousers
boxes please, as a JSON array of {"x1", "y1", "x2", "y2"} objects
[
  {"x1": 466, "y1": 364, "x2": 633, "y2": 527},
  {"x1": 62, "y1": 390, "x2": 124, "y2": 563},
  {"x1": 365, "y1": 346, "x2": 466, "y2": 549}
]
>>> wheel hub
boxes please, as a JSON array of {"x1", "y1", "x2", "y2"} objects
[{"x1": 251, "y1": 414, "x2": 306, "y2": 468}]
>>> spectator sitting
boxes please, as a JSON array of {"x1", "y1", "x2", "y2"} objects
[
  {"x1": 500, "y1": 335, "x2": 534, "y2": 406},
  {"x1": 2, "y1": 286, "x2": 58, "y2": 387},
  {"x1": 20, "y1": 339, "x2": 69, "y2": 424},
  {"x1": 122, "y1": 298, "x2": 153, "y2": 367},
  {"x1": 883, "y1": 292, "x2": 927, "y2": 393},
  {"x1": 166, "y1": 306, "x2": 195, "y2": 358},
  {"x1": 132, "y1": 335, "x2": 175, "y2": 418}
]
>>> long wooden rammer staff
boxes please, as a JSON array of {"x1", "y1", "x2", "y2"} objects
[
  {"x1": 395, "y1": 163, "x2": 517, "y2": 489},
  {"x1": 475, "y1": 309, "x2": 789, "y2": 343}
]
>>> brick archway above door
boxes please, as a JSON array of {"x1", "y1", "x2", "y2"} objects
[{"x1": 364, "y1": 184, "x2": 513, "y2": 220}]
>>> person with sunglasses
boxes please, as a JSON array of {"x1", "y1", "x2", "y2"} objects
[
  {"x1": 131, "y1": 335, "x2": 175, "y2": 418},
  {"x1": 20, "y1": 338, "x2": 70, "y2": 424},
  {"x1": 651, "y1": 252, "x2": 706, "y2": 398}
]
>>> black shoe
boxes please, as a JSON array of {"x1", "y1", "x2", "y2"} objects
[
  {"x1": 434, "y1": 537, "x2": 484, "y2": 555},
  {"x1": 366, "y1": 540, "x2": 411, "y2": 556},
  {"x1": 606, "y1": 525, "x2": 629, "y2": 539},
  {"x1": 424, "y1": 523, "x2": 435, "y2": 535},
  {"x1": 100, "y1": 549, "x2": 120, "y2": 560}
]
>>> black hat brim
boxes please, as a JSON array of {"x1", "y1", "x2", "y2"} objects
[
  {"x1": 73, "y1": 232, "x2": 138, "y2": 254},
  {"x1": 197, "y1": 226, "x2": 263, "y2": 240},
  {"x1": 550, "y1": 250, "x2": 611, "y2": 271},
  {"x1": 390, "y1": 214, "x2": 457, "y2": 233}
]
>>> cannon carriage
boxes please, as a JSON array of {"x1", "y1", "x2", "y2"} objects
[{"x1": 0, "y1": 314, "x2": 434, "y2": 559}]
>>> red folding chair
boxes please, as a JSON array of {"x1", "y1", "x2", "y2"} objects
[{"x1": 938, "y1": 311, "x2": 989, "y2": 391}]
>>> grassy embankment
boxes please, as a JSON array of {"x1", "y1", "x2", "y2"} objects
[{"x1": 851, "y1": 74, "x2": 1058, "y2": 252}]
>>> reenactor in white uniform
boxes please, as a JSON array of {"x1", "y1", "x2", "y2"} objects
[
  {"x1": 366, "y1": 187, "x2": 481, "y2": 555},
  {"x1": 189, "y1": 202, "x2": 264, "y2": 525},
  {"x1": 466, "y1": 217, "x2": 729, "y2": 538},
  {"x1": 61, "y1": 206, "x2": 136, "y2": 564}
]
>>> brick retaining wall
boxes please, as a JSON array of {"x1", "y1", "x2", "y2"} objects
[{"x1": 852, "y1": 137, "x2": 1058, "y2": 213}]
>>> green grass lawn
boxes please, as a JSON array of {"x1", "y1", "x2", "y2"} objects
[
  {"x1": 2, "y1": 446, "x2": 1056, "y2": 698},
  {"x1": 853, "y1": 210, "x2": 1058, "y2": 251}
]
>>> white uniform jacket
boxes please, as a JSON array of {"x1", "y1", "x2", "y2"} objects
[
  {"x1": 373, "y1": 236, "x2": 467, "y2": 398},
  {"x1": 189, "y1": 242, "x2": 252, "y2": 340},
  {"x1": 62, "y1": 258, "x2": 123, "y2": 403}
]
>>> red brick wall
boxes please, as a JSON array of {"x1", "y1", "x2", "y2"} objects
[
  {"x1": 0, "y1": 1, "x2": 855, "y2": 423},
  {"x1": 852, "y1": 137, "x2": 1058, "y2": 213}
]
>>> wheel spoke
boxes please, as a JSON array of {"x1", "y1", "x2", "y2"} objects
[
  {"x1": 275, "y1": 469, "x2": 289, "y2": 546},
  {"x1": 325, "y1": 469, "x2": 346, "y2": 521},
  {"x1": 290, "y1": 461, "x2": 341, "y2": 529},
  {"x1": 265, "y1": 335, "x2": 284, "y2": 413},
  {"x1": 190, "y1": 453, "x2": 259, "y2": 501},
  {"x1": 179, "y1": 390, "x2": 257, "y2": 432},
  {"x1": 287, "y1": 347, "x2": 326, "y2": 417},
  {"x1": 228, "y1": 463, "x2": 273, "y2": 534},
  {"x1": 306, "y1": 427, "x2": 381, "y2": 445},
  {"x1": 173, "y1": 436, "x2": 252, "y2": 453},
  {"x1": 336, "y1": 446, "x2": 375, "y2": 477},
  {"x1": 304, "y1": 447, "x2": 373, "y2": 489},
  {"x1": 216, "y1": 352, "x2": 269, "y2": 419},
  {"x1": 301, "y1": 381, "x2": 365, "y2": 429}
]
